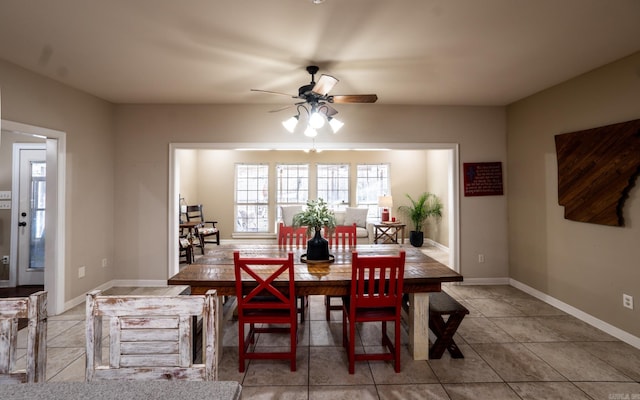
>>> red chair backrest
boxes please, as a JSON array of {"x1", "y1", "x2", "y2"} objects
[
  {"x1": 278, "y1": 223, "x2": 308, "y2": 248},
  {"x1": 350, "y1": 250, "x2": 406, "y2": 309},
  {"x1": 233, "y1": 251, "x2": 296, "y2": 312},
  {"x1": 325, "y1": 223, "x2": 357, "y2": 248}
]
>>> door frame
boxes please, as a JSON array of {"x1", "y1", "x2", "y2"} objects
[
  {"x1": 167, "y1": 142, "x2": 460, "y2": 278},
  {"x1": 2, "y1": 119, "x2": 66, "y2": 316},
  {"x1": 13, "y1": 143, "x2": 46, "y2": 286}
]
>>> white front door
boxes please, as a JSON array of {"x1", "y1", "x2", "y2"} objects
[{"x1": 16, "y1": 146, "x2": 46, "y2": 286}]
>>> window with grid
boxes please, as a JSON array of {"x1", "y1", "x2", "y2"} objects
[
  {"x1": 356, "y1": 164, "x2": 390, "y2": 218},
  {"x1": 276, "y1": 163, "x2": 309, "y2": 220},
  {"x1": 235, "y1": 164, "x2": 269, "y2": 232},
  {"x1": 317, "y1": 164, "x2": 350, "y2": 210}
]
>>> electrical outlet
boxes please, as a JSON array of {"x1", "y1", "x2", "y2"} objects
[
  {"x1": 0, "y1": 200, "x2": 11, "y2": 209},
  {"x1": 0, "y1": 191, "x2": 11, "y2": 199},
  {"x1": 78, "y1": 266, "x2": 86, "y2": 278},
  {"x1": 102, "y1": 258, "x2": 108, "y2": 268},
  {"x1": 478, "y1": 254, "x2": 485, "y2": 263},
  {"x1": 623, "y1": 294, "x2": 633, "y2": 310},
  {"x1": 1, "y1": 255, "x2": 9, "y2": 265}
]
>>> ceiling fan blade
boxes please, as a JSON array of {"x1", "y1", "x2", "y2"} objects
[
  {"x1": 312, "y1": 74, "x2": 339, "y2": 96},
  {"x1": 331, "y1": 94, "x2": 378, "y2": 103},
  {"x1": 268, "y1": 104, "x2": 295, "y2": 113},
  {"x1": 268, "y1": 101, "x2": 306, "y2": 113},
  {"x1": 250, "y1": 88, "x2": 296, "y2": 98}
]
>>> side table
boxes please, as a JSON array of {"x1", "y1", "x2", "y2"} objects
[{"x1": 373, "y1": 223, "x2": 406, "y2": 244}]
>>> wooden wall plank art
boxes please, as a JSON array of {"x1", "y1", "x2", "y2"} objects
[{"x1": 555, "y1": 118, "x2": 640, "y2": 226}]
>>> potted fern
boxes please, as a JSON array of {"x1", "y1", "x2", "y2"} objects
[
  {"x1": 292, "y1": 198, "x2": 336, "y2": 261},
  {"x1": 398, "y1": 192, "x2": 443, "y2": 247}
]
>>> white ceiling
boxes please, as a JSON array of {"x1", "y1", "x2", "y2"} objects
[{"x1": 0, "y1": 0, "x2": 639, "y2": 106}]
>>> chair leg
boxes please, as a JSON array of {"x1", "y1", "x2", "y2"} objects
[
  {"x1": 348, "y1": 314, "x2": 356, "y2": 374},
  {"x1": 298, "y1": 296, "x2": 307, "y2": 322},
  {"x1": 238, "y1": 321, "x2": 246, "y2": 372},
  {"x1": 342, "y1": 308, "x2": 347, "y2": 348},
  {"x1": 394, "y1": 319, "x2": 401, "y2": 372},
  {"x1": 290, "y1": 321, "x2": 297, "y2": 372},
  {"x1": 199, "y1": 234, "x2": 206, "y2": 255},
  {"x1": 325, "y1": 296, "x2": 342, "y2": 321},
  {"x1": 325, "y1": 296, "x2": 331, "y2": 321}
]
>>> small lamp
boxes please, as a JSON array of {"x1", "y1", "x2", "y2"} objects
[{"x1": 378, "y1": 195, "x2": 393, "y2": 222}]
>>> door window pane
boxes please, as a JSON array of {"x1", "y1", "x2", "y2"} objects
[{"x1": 30, "y1": 162, "x2": 46, "y2": 270}]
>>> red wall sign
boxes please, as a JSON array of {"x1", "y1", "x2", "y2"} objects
[{"x1": 463, "y1": 162, "x2": 504, "y2": 197}]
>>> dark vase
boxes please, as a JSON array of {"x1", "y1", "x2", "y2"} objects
[
  {"x1": 306, "y1": 228, "x2": 331, "y2": 260},
  {"x1": 409, "y1": 231, "x2": 424, "y2": 247}
]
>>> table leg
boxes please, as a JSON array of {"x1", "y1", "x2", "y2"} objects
[{"x1": 407, "y1": 293, "x2": 430, "y2": 360}]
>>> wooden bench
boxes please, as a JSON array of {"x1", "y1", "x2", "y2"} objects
[{"x1": 428, "y1": 291, "x2": 469, "y2": 359}]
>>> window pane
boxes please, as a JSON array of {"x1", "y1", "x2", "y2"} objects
[
  {"x1": 356, "y1": 164, "x2": 390, "y2": 218},
  {"x1": 317, "y1": 164, "x2": 349, "y2": 209},
  {"x1": 235, "y1": 164, "x2": 269, "y2": 232},
  {"x1": 276, "y1": 164, "x2": 309, "y2": 221}
]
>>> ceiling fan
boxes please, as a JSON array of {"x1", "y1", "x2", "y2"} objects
[{"x1": 251, "y1": 65, "x2": 378, "y2": 137}]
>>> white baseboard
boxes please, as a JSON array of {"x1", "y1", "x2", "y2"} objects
[
  {"x1": 63, "y1": 280, "x2": 114, "y2": 312},
  {"x1": 457, "y1": 277, "x2": 511, "y2": 285},
  {"x1": 510, "y1": 279, "x2": 640, "y2": 350},
  {"x1": 62, "y1": 279, "x2": 171, "y2": 314},
  {"x1": 424, "y1": 238, "x2": 449, "y2": 252}
]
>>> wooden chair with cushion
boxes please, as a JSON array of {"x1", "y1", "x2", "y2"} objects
[
  {"x1": 179, "y1": 237, "x2": 194, "y2": 264},
  {"x1": 234, "y1": 251, "x2": 297, "y2": 372},
  {"x1": 323, "y1": 223, "x2": 357, "y2": 321},
  {"x1": 0, "y1": 291, "x2": 47, "y2": 383},
  {"x1": 342, "y1": 250, "x2": 405, "y2": 374},
  {"x1": 184, "y1": 204, "x2": 220, "y2": 254},
  {"x1": 85, "y1": 289, "x2": 219, "y2": 381}
]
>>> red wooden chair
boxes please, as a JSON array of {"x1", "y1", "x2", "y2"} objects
[
  {"x1": 277, "y1": 222, "x2": 309, "y2": 322},
  {"x1": 323, "y1": 223, "x2": 357, "y2": 321},
  {"x1": 233, "y1": 251, "x2": 297, "y2": 372},
  {"x1": 277, "y1": 222, "x2": 308, "y2": 248},
  {"x1": 342, "y1": 250, "x2": 405, "y2": 374}
]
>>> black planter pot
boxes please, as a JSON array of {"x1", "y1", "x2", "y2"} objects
[
  {"x1": 409, "y1": 231, "x2": 424, "y2": 247},
  {"x1": 306, "y1": 229, "x2": 331, "y2": 260}
]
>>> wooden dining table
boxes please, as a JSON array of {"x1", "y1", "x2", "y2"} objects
[{"x1": 168, "y1": 243, "x2": 463, "y2": 360}]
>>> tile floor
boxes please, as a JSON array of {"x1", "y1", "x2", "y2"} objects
[{"x1": 12, "y1": 249, "x2": 640, "y2": 399}]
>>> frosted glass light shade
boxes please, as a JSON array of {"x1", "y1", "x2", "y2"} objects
[
  {"x1": 282, "y1": 116, "x2": 299, "y2": 133},
  {"x1": 309, "y1": 111, "x2": 325, "y2": 129}
]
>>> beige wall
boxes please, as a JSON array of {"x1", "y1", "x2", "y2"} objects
[
  {"x1": 507, "y1": 51, "x2": 640, "y2": 337},
  {"x1": 114, "y1": 104, "x2": 507, "y2": 281},
  {"x1": 424, "y1": 149, "x2": 450, "y2": 246},
  {"x1": 178, "y1": 148, "x2": 447, "y2": 241},
  {"x1": 0, "y1": 56, "x2": 509, "y2": 307},
  {"x1": 0, "y1": 59, "x2": 116, "y2": 301}
]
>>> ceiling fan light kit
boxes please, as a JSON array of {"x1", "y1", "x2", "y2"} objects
[{"x1": 253, "y1": 65, "x2": 377, "y2": 137}]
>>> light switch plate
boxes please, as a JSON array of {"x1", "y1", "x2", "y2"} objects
[
  {"x1": 0, "y1": 200, "x2": 11, "y2": 209},
  {"x1": 0, "y1": 191, "x2": 11, "y2": 200}
]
